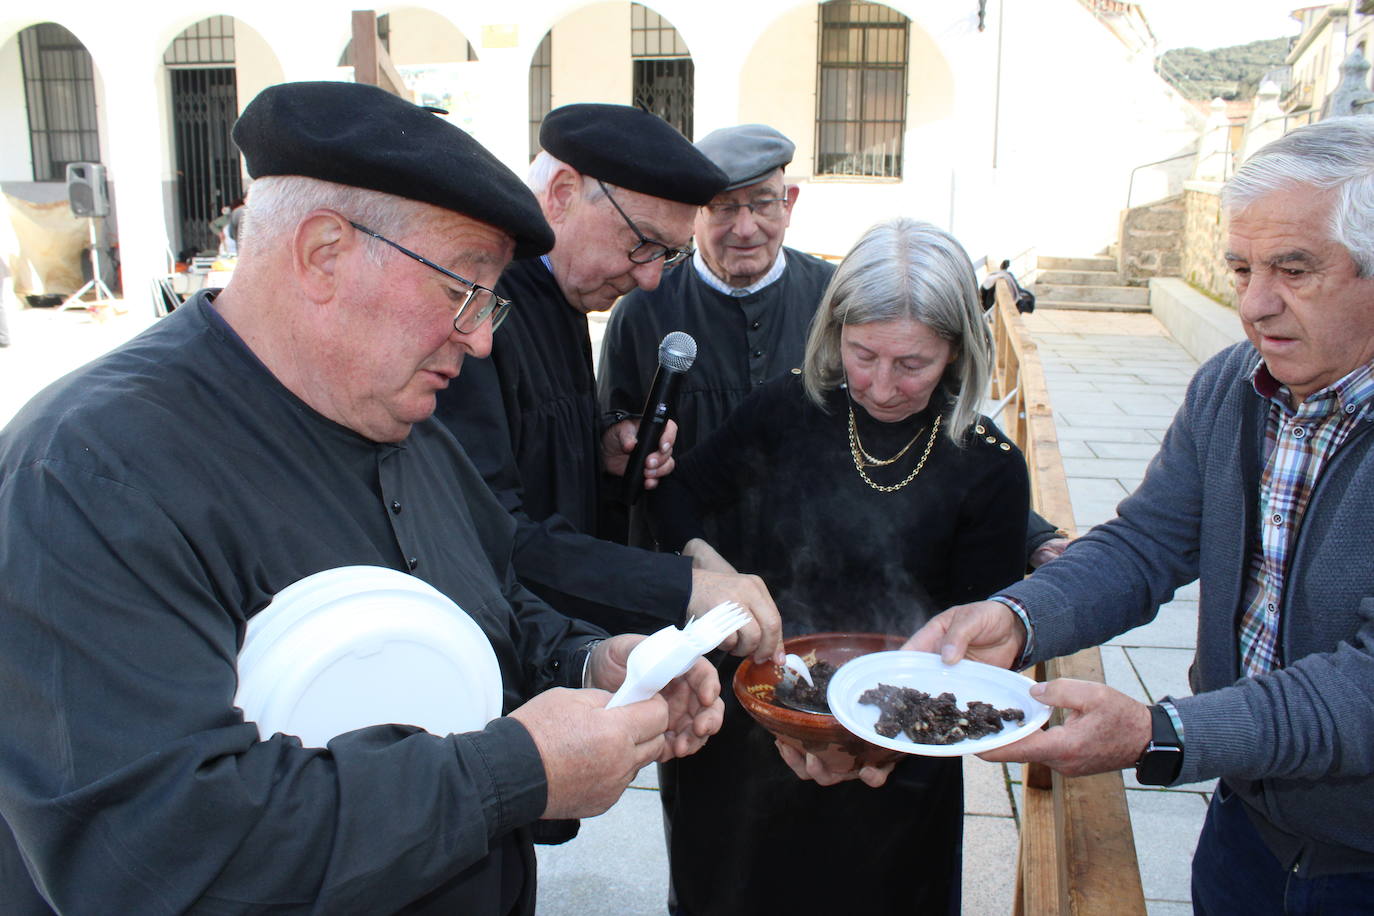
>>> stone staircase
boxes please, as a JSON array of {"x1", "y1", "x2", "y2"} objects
[{"x1": 1033, "y1": 255, "x2": 1150, "y2": 312}]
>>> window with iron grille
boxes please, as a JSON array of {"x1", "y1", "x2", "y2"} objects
[
  {"x1": 631, "y1": 3, "x2": 694, "y2": 139},
  {"x1": 18, "y1": 23, "x2": 101, "y2": 182},
  {"x1": 163, "y1": 14, "x2": 236, "y2": 66},
  {"x1": 815, "y1": 0, "x2": 909, "y2": 179},
  {"x1": 165, "y1": 17, "x2": 241, "y2": 256},
  {"x1": 529, "y1": 31, "x2": 552, "y2": 160}
]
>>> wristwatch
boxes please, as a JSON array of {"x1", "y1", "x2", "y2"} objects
[{"x1": 1134, "y1": 703, "x2": 1184, "y2": 785}]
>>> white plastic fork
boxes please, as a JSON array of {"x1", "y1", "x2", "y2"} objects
[
  {"x1": 606, "y1": 602, "x2": 750, "y2": 708},
  {"x1": 682, "y1": 601, "x2": 751, "y2": 652},
  {"x1": 782, "y1": 654, "x2": 814, "y2": 688}
]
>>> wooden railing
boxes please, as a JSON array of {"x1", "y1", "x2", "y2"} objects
[{"x1": 988, "y1": 274, "x2": 1147, "y2": 915}]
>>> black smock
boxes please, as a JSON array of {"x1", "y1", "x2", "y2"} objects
[
  {"x1": 647, "y1": 376, "x2": 1030, "y2": 915},
  {"x1": 597, "y1": 247, "x2": 835, "y2": 554},
  {"x1": 434, "y1": 257, "x2": 691, "y2": 637},
  {"x1": 0, "y1": 292, "x2": 603, "y2": 915}
]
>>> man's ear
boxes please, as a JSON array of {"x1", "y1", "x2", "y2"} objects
[
  {"x1": 542, "y1": 166, "x2": 583, "y2": 227},
  {"x1": 782, "y1": 183, "x2": 800, "y2": 229},
  {"x1": 293, "y1": 210, "x2": 352, "y2": 303}
]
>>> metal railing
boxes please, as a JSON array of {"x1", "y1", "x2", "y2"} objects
[{"x1": 987, "y1": 271, "x2": 1148, "y2": 915}]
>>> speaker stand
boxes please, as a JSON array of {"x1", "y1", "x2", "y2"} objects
[{"x1": 61, "y1": 217, "x2": 117, "y2": 310}]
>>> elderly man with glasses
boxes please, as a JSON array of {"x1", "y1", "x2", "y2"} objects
[
  {"x1": 0, "y1": 82, "x2": 727, "y2": 915},
  {"x1": 434, "y1": 106, "x2": 786, "y2": 758}
]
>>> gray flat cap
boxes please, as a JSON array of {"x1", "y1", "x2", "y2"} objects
[{"x1": 694, "y1": 124, "x2": 795, "y2": 191}]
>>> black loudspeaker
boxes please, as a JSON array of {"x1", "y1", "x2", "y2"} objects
[{"x1": 66, "y1": 162, "x2": 109, "y2": 218}]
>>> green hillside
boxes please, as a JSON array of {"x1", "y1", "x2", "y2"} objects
[{"x1": 1157, "y1": 37, "x2": 1293, "y2": 100}]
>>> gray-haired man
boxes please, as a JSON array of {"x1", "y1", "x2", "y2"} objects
[{"x1": 913, "y1": 116, "x2": 1374, "y2": 911}]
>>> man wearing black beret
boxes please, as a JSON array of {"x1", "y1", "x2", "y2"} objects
[
  {"x1": 433, "y1": 105, "x2": 785, "y2": 701},
  {"x1": 0, "y1": 81, "x2": 724, "y2": 915}
]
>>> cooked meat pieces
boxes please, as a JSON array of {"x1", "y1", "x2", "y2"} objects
[
  {"x1": 777, "y1": 659, "x2": 837, "y2": 711},
  {"x1": 859, "y1": 684, "x2": 1024, "y2": 745}
]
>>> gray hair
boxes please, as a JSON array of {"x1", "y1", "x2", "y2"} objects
[
  {"x1": 241, "y1": 175, "x2": 431, "y2": 261},
  {"x1": 802, "y1": 217, "x2": 993, "y2": 444},
  {"x1": 526, "y1": 151, "x2": 607, "y2": 202},
  {"x1": 1223, "y1": 116, "x2": 1374, "y2": 276}
]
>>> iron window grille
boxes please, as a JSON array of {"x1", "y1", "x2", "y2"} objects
[
  {"x1": 18, "y1": 23, "x2": 101, "y2": 182},
  {"x1": 165, "y1": 17, "x2": 241, "y2": 256},
  {"x1": 815, "y1": 0, "x2": 909, "y2": 179},
  {"x1": 631, "y1": 3, "x2": 694, "y2": 140},
  {"x1": 163, "y1": 14, "x2": 236, "y2": 66}
]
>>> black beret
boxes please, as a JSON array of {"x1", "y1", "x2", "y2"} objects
[
  {"x1": 539, "y1": 104, "x2": 728, "y2": 205},
  {"x1": 695, "y1": 124, "x2": 795, "y2": 191},
  {"x1": 232, "y1": 81, "x2": 554, "y2": 258}
]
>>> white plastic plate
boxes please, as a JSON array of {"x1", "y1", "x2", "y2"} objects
[
  {"x1": 827, "y1": 650, "x2": 1051, "y2": 757},
  {"x1": 235, "y1": 566, "x2": 503, "y2": 748}
]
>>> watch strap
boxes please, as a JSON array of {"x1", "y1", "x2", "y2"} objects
[{"x1": 1134, "y1": 703, "x2": 1184, "y2": 785}]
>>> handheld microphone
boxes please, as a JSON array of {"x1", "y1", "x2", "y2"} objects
[{"x1": 624, "y1": 331, "x2": 697, "y2": 503}]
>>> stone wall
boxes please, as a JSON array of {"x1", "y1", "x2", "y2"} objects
[
  {"x1": 1117, "y1": 195, "x2": 1183, "y2": 286},
  {"x1": 1182, "y1": 182, "x2": 1235, "y2": 306}
]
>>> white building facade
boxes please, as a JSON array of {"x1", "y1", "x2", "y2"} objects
[{"x1": 1, "y1": 0, "x2": 1201, "y2": 307}]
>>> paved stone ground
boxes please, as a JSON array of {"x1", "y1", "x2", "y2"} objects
[
  {"x1": 0, "y1": 298, "x2": 157, "y2": 425},
  {"x1": 0, "y1": 299, "x2": 1206, "y2": 914}
]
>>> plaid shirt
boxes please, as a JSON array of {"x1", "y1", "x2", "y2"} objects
[{"x1": 1238, "y1": 358, "x2": 1374, "y2": 677}]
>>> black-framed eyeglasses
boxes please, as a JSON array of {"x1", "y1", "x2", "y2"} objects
[
  {"x1": 702, "y1": 198, "x2": 789, "y2": 226},
  {"x1": 348, "y1": 221, "x2": 512, "y2": 333},
  {"x1": 595, "y1": 180, "x2": 693, "y2": 268}
]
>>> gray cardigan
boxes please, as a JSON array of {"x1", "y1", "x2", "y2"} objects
[{"x1": 1003, "y1": 342, "x2": 1374, "y2": 877}]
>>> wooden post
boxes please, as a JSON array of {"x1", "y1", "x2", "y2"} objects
[{"x1": 350, "y1": 10, "x2": 413, "y2": 100}]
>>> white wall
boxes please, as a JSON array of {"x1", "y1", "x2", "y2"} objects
[
  {"x1": 0, "y1": 0, "x2": 1206, "y2": 304},
  {"x1": 235, "y1": 18, "x2": 286, "y2": 131},
  {"x1": 551, "y1": 2, "x2": 631, "y2": 106},
  {"x1": 387, "y1": 8, "x2": 471, "y2": 65},
  {"x1": 991, "y1": 0, "x2": 1201, "y2": 255},
  {"x1": 737, "y1": 3, "x2": 816, "y2": 178},
  {"x1": 0, "y1": 35, "x2": 29, "y2": 181}
]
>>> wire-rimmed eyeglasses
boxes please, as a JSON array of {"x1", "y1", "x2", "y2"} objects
[
  {"x1": 348, "y1": 221, "x2": 512, "y2": 333},
  {"x1": 702, "y1": 198, "x2": 789, "y2": 226},
  {"x1": 595, "y1": 180, "x2": 693, "y2": 268}
]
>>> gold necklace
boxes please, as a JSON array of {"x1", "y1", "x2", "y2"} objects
[
  {"x1": 847, "y1": 404, "x2": 925, "y2": 466},
  {"x1": 847, "y1": 409, "x2": 941, "y2": 493}
]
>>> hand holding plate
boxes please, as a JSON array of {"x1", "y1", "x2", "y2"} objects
[{"x1": 974, "y1": 678, "x2": 1152, "y2": 777}]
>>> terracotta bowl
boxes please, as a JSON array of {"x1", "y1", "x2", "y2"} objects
[{"x1": 733, "y1": 631, "x2": 906, "y2": 774}]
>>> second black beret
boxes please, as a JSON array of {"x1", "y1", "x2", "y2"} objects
[{"x1": 539, "y1": 103, "x2": 728, "y2": 205}]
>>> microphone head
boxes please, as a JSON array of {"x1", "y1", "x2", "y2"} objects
[{"x1": 658, "y1": 331, "x2": 697, "y2": 372}]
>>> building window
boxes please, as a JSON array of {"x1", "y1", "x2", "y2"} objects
[
  {"x1": 529, "y1": 31, "x2": 552, "y2": 160},
  {"x1": 631, "y1": 3, "x2": 694, "y2": 139},
  {"x1": 165, "y1": 18, "x2": 241, "y2": 256},
  {"x1": 815, "y1": 0, "x2": 909, "y2": 178},
  {"x1": 163, "y1": 14, "x2": 236, "y2": 66},
  {"x1": 18, "y1": 23, "x2": 101, "y2": 182}
]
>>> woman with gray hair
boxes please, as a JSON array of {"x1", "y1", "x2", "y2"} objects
[{"x1": 647, "y1": 217, "x2": 1029, "y2": 913}]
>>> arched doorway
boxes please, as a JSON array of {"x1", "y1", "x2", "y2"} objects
[{"x1": 164, "y1": 16, "x2": 242, "y2": 259}]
